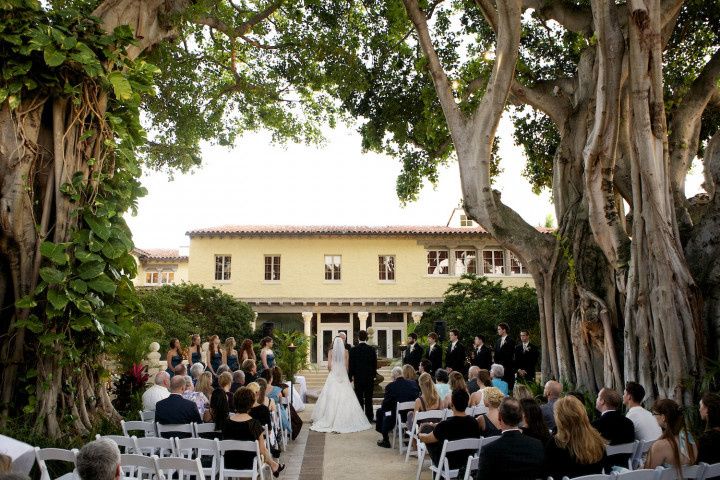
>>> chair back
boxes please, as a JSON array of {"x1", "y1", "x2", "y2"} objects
[
  {"x1": 631, "y1": 440, "x2": 656, "y2": 469},
  {"x1": 193, "y1": 422, "x2": 220, "y2": 439},
  {"x1": 703, "y1": 462, "x2": 720, "y2": 479},
  {"x1": 462, "y1": 455, "x2": 479, "y2": 480},
  {"x1": 415, "y1": 409, "x2": 445, "y2": 423},
  {"x1": 478, "y1": 435, "x2": 500, "y2": 454},
  {"x1": 122, "y1": 420, "x2": 156, "y2": 438},
  {"x1": 96, "y1": 434, "x2": 137, "y2": 454},
  {"x1": 155, "y1": 456, "x2": 204, "y2": 479},
  {"x1": 139, "y1": 410, "x2": 155, "y2": 421},
  {"x1": 656, "y1": 465, "x2": 708, "y2": 480},
  {"x1": 562, "y1": 474, "x2": 616, "y2": 480},
  {"x1": 396, "y1": 401, "x2": 416, "y2": 415},
  {"x1": 616, "y1": 468, "x2": 660, "y2": 480},
  {"x1": 217, "y1": 440, "x2": 260, "y2": 479},
  {"x1": 156, "y1": 422, "x2": 194, "y2": 439},
  {"x1": 119, "y1": 453, "x2": 161, "y2": 479},
  {"x1": 606, "y1": 441, "x2": 638, "y2": 456},
  {"x1": 134, "y1": 437, "x2": 176, "y2": 457},
  {"x1": 34, "y1": 447, "x2": 79, "y2": 480}
]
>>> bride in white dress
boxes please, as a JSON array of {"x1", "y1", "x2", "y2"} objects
[{"x1": 310, "y1": 336, "x2": 372, "y2": 433}]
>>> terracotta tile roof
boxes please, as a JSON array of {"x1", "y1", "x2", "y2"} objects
[
  {"x1": 186, "y1": 224, "x2": 553, "y2": 237},
  {"x1": 133, "y1": 248, "x2": 188, "y2": 261}
]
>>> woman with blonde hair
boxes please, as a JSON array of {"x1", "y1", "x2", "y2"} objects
[
  {"x1": 645, "y1": 399, "x2": 696, "y2": 474},
  {"x1": 512, "y1": 383, "x2": 533, "y2": 401},
  {"x1": 443, "y1": 371, "x2": 467, "y2": 408},
  {"x1": 407, "y1": 372, "x2": 443, "y2": 430},
  {"x1": 225, "y1": 337, "x2": 239, "y2": 371},
  {"x1": 544, "y1": 395, "x2": 607, "y2": 479},
  {"x1": 477, "y1": 387, "x2": 504, "y2": 436},
  {"x1": 196, "y1": 371, "x2": 214, "y2": 400},
  {"x1": 402, "y1": 364, "x2": 417, "y2": 382},
  {"x1": 208, "y1": 335, "x2": 222, "y2": 375},
  {"x1": 189, "y1": 334, "x2": 203, "y2": 366}
]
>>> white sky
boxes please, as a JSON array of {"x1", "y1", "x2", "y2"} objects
[{"x1": 125, "y1": 116, "x2": 705, "y2": 249}]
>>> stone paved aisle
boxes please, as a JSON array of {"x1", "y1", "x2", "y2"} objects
[{"x1": 282, "y1": 405, "x2": 432, "y2": 480}]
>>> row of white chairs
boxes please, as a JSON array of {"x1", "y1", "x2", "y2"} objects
[
  {"x1": 558, "y1": 464, "x2": 720, "y2": 480},
  {"x1": 122, "y1": 420, "x2": 220, "y2": 439}
]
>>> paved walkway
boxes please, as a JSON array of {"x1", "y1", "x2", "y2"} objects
[{"x1": 282, "y1": 404, "x2": 432, "y2": 480}]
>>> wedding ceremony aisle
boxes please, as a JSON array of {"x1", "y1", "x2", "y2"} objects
[{"x1": 291, "y1": 405, "x2": 429, "y2": 480}]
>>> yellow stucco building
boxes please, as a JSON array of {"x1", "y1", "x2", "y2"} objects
[{"x1": 134, "y1": 209, "x2": 542, "y2": 364}]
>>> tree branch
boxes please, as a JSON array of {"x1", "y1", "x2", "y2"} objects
[
  {"x1": 237, "y1": 0, "x2": 284, "y2": 36},
  {"x1": 509, "y1": 79, "x2": 572, "y2": 129},
  {"x1": 523, "y1": 0, "x2": 594, "y2": 35}
]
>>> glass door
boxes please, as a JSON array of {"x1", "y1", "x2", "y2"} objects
[
  {"x1": 375, "y1": 327, "x2": 403, "y2": 360},
  {"x1": 316, "y1": 324, "x2": 351, "y2": 366}
]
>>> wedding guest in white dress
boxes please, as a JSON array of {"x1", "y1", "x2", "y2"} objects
[{"x1": 311, "y1": 337, "x2": 372, "y2": 433}]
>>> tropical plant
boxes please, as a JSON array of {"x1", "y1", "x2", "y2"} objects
[{"x1": 273, "y1": 331, "x2": 311, "y2": 382}]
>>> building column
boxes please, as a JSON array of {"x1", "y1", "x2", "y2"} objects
[
  {"x1": 302, "y1": 311, "x2": 313, "y2": 365},
  {"x1": 411, "y1": 311, "x2": 423, "y2": 324},
  {"x1": 358, "y1": 311, "x2": 369, "y2": 332},
  {"x1": 251, "y1": 312, "x2": 258, "y2": 331}
]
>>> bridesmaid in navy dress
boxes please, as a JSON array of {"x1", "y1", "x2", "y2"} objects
[
  {"x1": 208, "y1": 335, "x2": 222, "y2": 375},
  {"x1": 165, "y1": 338, "x2": 183, "y2": 376},
  {"x1": 258, "y1": 336, "x2": 276, "y2": 374},
  {"x1": 190, "y1": 334, "x2": 204, "y2": 366},
  {"x1": 225, "y1": 337, "x2": 240, "y2": 371}
]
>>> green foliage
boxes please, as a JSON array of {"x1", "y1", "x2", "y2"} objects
[
  {"x1": 511, "y1": 108, "x2": 558, "y2": 194},
  {"x1": 110, "y1": 322, "x2": 165, "y2": 371},
  {"x1": 414, "y1": 274, "x2": 540, "y2": 346},
  {"x1": 136, "y1": 283, "x2": 254, "y2": 348},
  {"x1": 273, "y1": 331, "x2": 311, "y2": 381}
]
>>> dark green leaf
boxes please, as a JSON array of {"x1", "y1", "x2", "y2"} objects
[
  {"x1": 77, "y1": 261, "x2": 105, "y2": 280},
  {"x1": 43, "y1": 45, "x2": 66, "y2": 67},
  {"x1": 40, "y1": 241, "x2": 69, "y2": 265},
  {"x1": 39, "y1": 266, "x2": 65, "y2": 285},
  {"x1": 47, "y1": 289, "x2": 69, "y2": 310},
  {"x1": 88, "y1": 273, "x2": 116, "y2": 295}
]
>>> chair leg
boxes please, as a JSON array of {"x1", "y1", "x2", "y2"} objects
[{"x1": 416, "y1": 445, "x2": 426, "y2": 480}]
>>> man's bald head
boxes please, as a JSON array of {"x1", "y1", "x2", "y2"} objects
[
  {"x1": 544, "y1": 380, "x2": 562, "y2": 400},
  {"x1": 170, "y1": 375, "x2": 186, "y2": 393}
]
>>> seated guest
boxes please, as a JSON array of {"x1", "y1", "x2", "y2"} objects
[
  {"x1": 402, "y1": 364, "x2": 417, "y2": 382},
  {"x1": 490, "y1": 364, "x2": 509, "y2": 395},
  {"x1": 477, "y1": 398, "x2": 545, "y2": 480},
  {"x1": 477, "y1": 387, "x2": 504, "y2": 437},
  {"x1": 181, "y1": 375, "x2": 210, "y2": 417},
  {"x1": 242, "y1": 359, "x2": 257, "y2": 384},
  {"x1": 469, "y1": 369, "x2": 492, "y2": 407},
  {"x1": 407, "y1": 372, "x2": 443, "y2": 431},
  {"x1": 376, "y1": 366, "x2": 420, "y2": 448},
  {"x1": 645, "y1": 399, "x2": 696, "y2": 472},
  {"x1": 231, "y1": 370, "x2": 245, "y2": 393},
  {"x1": 623, "y1": 381, "x2": 662, "y2": 441},
  {"x1": 76, "y1": 438, "x2": 120, "y2": 480},
  {"x1": 222, "y1": 388, "x2": 284, "y2": 476},
  {"x1": 189, "y1": 362, "x2": 205, "y2": 385},
  {"x1": 271, "y1": 367, "x2": 292, "y2": 432},
  {"x1": 247, "y1": 381, "x2": 272, "y2": 428},
  {"x1": 155, "y1": 375, "x2": 202, "y2": 437},
  {"x1": 203, "y1": 387, "x2": 229, "y2": 429},
  {"x1": 467, "y1": 366, "x2": 480, "y2": 394},
  {"x1": 434, "y1": 369, "x2": 450, "y2": 400},
  {"x1": 520, "y1": 398, "x2": 550, "y2": 444},
  {"x1": 443, "y1": 371, "x2": 467, "y2": 408},
  {"x1": 697, "y1": 392, "x2": 720, "y2": 464},
  {"x1": 142, "y1": 371, "x2": 170, "y2": 411},
  {"x1": 419, "y1": 389, "x2": 480, "y2": 470},
  {"x1": 419, "y1": 359, "x2": 434, "y2": 377},
  {"x1": 218, "y1": 372, "x2": 234, "y2": 411},
  {"x1": 174, "y1": 363, "x2": 187, "y2": 377},
  {"x1": 196, "y1": 371, "x2": 214, "y2": 400},
  {"x1": 593, "y1": 387, "x2": 635, "y2": 468},
  {"x1": 541, "y1": 380, "x2": 562, "y2": 430},
  {"x1": 512, "y1": 383, "x2": 533, "y2": 401},
  {"x1": 544, "y1": 396, "x2": 607, "y2": 479}
]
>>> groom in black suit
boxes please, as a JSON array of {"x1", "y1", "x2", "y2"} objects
[{"x1": 349, "y1": 330, "x2": 377, "y2": 422}]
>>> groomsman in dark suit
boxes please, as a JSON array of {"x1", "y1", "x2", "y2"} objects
[
  {"x1": 402, "y1": 333, "x2": 423, "y2": 370},
  {"x1": 471, "y1": 334, "x2": 493, "y2": 371},
  {"x1": 494, "y1": 322, "x2": 516, "y2": 389},
  {"x1": 425, "y1": 332, "x2": 443, "y2": 375},
  {"x1": 445, "y1": 329, "x2": 466, "y2": 374},
  {"x1": 349, "y1": 330, "x2": 378, "y2": 422},
  {"x1": 514, "y1": 330, "x2": 540, "y2": 384}
]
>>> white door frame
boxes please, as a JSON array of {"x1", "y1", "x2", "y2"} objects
[
  {"x1": 374, "y1": 323, "x2": 406, "y2": 360},
  {"x1": 317, "y1": 322, "x2": 353, "y2": 366}
]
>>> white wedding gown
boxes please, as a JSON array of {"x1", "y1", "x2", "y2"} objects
[{"x1": 310, "y1": 337, "x2": 372, "y2": 433}]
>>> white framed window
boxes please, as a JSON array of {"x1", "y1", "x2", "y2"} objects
[
  {"x1": 379, "y1": 255, "x2": 396, "y2": 281},
  {"x1": 509, "y1": 252, "x2": 527, "y2": 275},
  {"x1": 482, "y1": 249, "x2": 505, "y2": 275},
  {"x1": 324, "y1": 255, "x2": 341, "y2": 281},
  {"x1": 427, "y1": 250, "x2": 449, "y2": 275},
  {"x1": 264, "y1": 255, "x2": 281, "y2": 281},
  {"x1": 454, "y1": 250, "x2": 477, "y2": 275},
  {"x1": 459, "y1": 214, "x2": 474, "y2": 227},
  {"x1": 145, "y1": 270, "x2": 174, "y2": 285},
  {"x1": 215, "y1": 255, "x2": 231, "y2": 281}
]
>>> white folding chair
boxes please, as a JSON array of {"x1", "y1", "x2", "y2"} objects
[
  {"x1": 34, "y1": 447, "x2": 79, "y2": 480},
  {"x1": 392, "y1": 401, "x2": 417, "y2": 453},
  {"x1": 562, "y1": 474, "x2": 616, "y2": 480},
  {"x1": 615, "y1": 469, "x2": 660, "y2": 480},
  {"x1": 134, "y1": 437, "x2": 176, "y2": 458},
  {"x1": 97, "y1": 434, "x2": 137, "y2": 454},
  {"x1": 122, "y1": 420, "x2": 156, "y2": 438},
  {"x1": 119, "y1": 453, "x2": 162, "y2": 479},
  {"x1": 175, "y1": 437, "x2": 219, "y2": 480},
  {"x1": 155, "y1": 456, "x2": 204, "y2": 479},
  {"x1": 217, "y1": 439, "x2": 261, "y2": 480},
  {"x1": 193, "y1": 422, "x2": 221, "y2": 439},
  {"x1": 430, "y1": 438, "x2": 482, "y2": 480},
  {"x1": 478, "y1": 435, "x2": 500, "y2": 455},
  {"x1": 703, "y1": 462, "x2": 720, "y2": 479},
  {"x1": 606, "y1": 441, "x2": 639, "y2": 470},
  {"x1": 139, "y1": 410, "x2": 156, "y2": 422},
  {"x1": 656, "y1": 465, "x2": 707, "y2": 480},
  {"x1": 631, "y1": 440, "x2": 656, "y2": 470},
  {"x1": 462, "y1": 455, "x2": 479, "y2": 480},
  {"x1": 156, "y1": 423, "x2": 194, "y2": 439},
  {"x1": 279, "y1": 397, "x2": 292, "y2": 445},
  {"x1": 405, "y1": 409, "x2": 445, "y2": 462}
]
